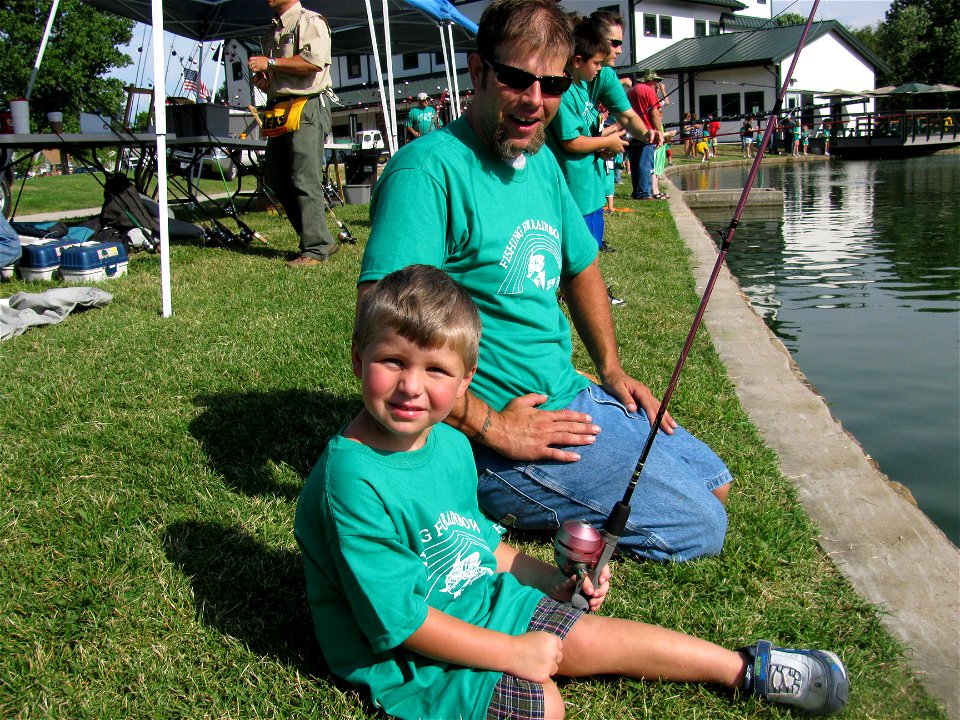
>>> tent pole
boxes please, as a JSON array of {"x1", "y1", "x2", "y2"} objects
[
  {"x1": 364, "y1": 0, "x2": 396, "y2": 156},
  {"x1": 210, "y1": 44, "x2": 223, "y2": 104},
  {"x1": 446, "y1": 22, "x2": 462, "y2": 119},
  {"x1": 151, "y1": 0, "x2": 173, "y2": 317},
  {"x1": 438, "y1": 22, "x2": 455, "y2": 120},
  {"x1": 26, "y1": 0, "x2": 61, "y2": 100},
  {"x1": 381, "y1": 0, "x2": 399, "y2": 154}
]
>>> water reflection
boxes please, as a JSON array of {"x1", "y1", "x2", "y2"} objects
[{"x1": 677, "y1": 155, "x2": 960, "y2": 544}]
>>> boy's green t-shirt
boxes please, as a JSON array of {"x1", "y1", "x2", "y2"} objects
[
  {"x1": 546, "y1": 80, "x2": 606, "y2": 215},
  {"x1": 360, "y1": 117, "x2": 596, "y2": 412},
  {"x1": 587, "y1": 66, "x2": 631, "y2": 116},
  {"x1": 295, "y1": 424, "x2": 546, "y2": 719}
]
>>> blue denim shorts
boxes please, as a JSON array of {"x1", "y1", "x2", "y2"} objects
[{"x1": 476, "y1": 385, "x2": 731, "y2": 562}]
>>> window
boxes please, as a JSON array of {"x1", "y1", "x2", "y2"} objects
[
  {"x1": 721, "y1": 93, "x2": 741, "y2": 117},
  {"x1": 659, "y1": 16, "x2": 673, "y2": 38},
  {"x1": 643, "y1": 14, "x2": 657, "y2": 37},
  {"x1": 744, "y1": 91, "x2": 764, "y2": 116},
  {"x1": 347, "y1": 54, "x2": 362, "y2": 79},
  {"x1": 699, "y1": 95, "x2": 719, "y2": 119},
  {"x1": 709, "y1": 22, "x2": 721, "y2": 35},
  {"x1": 402, "y1": 53, "x2": 419, "y2": 71},
  {"x1": 434, "y1": 51, "x2": 444, "y2": 65},
  {"x1": 695, "y1": 20, "x2": 707, "y2": 37}
]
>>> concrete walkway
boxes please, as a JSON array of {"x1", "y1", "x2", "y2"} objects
[{"x1": 663, "y1": 171, "x2": 959, "y2": 719}]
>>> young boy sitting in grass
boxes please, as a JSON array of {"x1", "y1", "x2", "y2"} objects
[
  {"x1": 545, "y1": 19, "x2": 625, "y2": 254},
  {"x1": 294, "y1": 264, "x2": 849, "y2": 720}
]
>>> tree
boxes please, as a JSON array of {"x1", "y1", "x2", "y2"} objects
[
  {"x1": 876, "y1": 0, "x2": 960, "y2": 85},
  {"x1": 0, "y1": 1, "x2": 134, "y2": 133},
  {"x1": 850, "y1": 24, "x2": 882, "y2": 57},
  {"x1": 775, "y1": 12, "x2": 808, "y2": 26}
]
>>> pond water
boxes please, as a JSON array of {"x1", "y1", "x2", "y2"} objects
[{"x1": 673, "y1": 154, "x2": 960, "y2": 545}]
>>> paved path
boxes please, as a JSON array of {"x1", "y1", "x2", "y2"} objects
[{"x1": 664, "y1": 171, "x2": 959, "y2": 719}]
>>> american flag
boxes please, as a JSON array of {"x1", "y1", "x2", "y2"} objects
[
  {"x1": 182, "y1": 68, "x2": 199, "y2": 92},
  {"x1": 198, "y1": 81, "x2": 210, "y2": 100}
]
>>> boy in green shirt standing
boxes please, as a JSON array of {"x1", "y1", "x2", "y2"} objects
[
  {"x1": 295, "y1": 263, "x2": 849, "y2": 720},
  {"x1": 546, "y1": 20, "x2": 625, "y2": 254}
]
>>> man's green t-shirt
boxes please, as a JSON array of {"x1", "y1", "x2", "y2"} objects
[
  {"x1": 359, "y1": 117, "x2": 597, "y2": 412},
  {"x1": 546, "y1": 80, "x2": 606, "y2": 215},
  {"x1": 405, "y1": 105, "x2": 441, "y2": 137},
  {"x1": 295, "y1": 424, "x2": 545, "y2": 719}
]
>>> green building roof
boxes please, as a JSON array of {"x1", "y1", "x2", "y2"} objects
[
  {"x1": 621, "y1": 20, "x2": 889, "y2": 77},
  {"x1": 672, "y1": 0, "x2": 748, "y2": 9},
  {"x1": 720, "y1": 13, "x2": 776, "y2": 30}
]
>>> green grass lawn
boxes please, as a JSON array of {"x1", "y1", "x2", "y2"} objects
[
  {"x1": 0, "y1": 186, "x2": 945, "y2": 719},
  {"x1": 6, "y1": 170, "x2": 261, "y2": 218}
]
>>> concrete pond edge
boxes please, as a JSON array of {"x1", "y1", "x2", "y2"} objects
[{"x1": 661, "y1": 165, "x2": 959, "y2": 719}]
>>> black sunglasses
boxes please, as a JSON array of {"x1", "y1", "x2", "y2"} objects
[
  {"x1": 481, "y1": 57, "x2": 572, "y2": 96},
  {"x1": 607, "y1": 38, "x2": 623, "y2": 48}
]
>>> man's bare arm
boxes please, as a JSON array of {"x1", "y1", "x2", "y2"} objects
[
  {"x1": 248, "y1": 54, "x2": 321, "y2": 76},
  {"x1": 612, "y1": 108, "x2": 662, "y2": 145},
  {"x1": 562, "y1": 261, "x2": 676, "y2": 433}
]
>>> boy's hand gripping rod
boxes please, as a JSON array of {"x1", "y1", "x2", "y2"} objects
[{"x1": 554, "y1": 0, "x2": 821, "y2": 611}]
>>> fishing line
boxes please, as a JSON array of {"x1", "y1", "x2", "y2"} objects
[
  {"x1": 622, "y1": 0, "x2": 814, "y2": 132},
  {"x1": 556, "y1": 0, "x2": 824, "y2": 608}
]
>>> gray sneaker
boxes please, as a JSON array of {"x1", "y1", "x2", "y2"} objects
[{"x1": 740, "y1": 640, "x2": 849, "y2": 716}]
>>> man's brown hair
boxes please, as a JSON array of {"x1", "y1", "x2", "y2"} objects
[{"x1": 476, "y1": 0, "x2": 574, "y2": 67}]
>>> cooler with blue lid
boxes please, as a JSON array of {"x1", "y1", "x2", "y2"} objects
[
  {"x1": 17, "y1": 238, "x2": 84, "y2": 281},
  {"x1": 58, "y1": 242, "x2": 129, "y2": 282}
]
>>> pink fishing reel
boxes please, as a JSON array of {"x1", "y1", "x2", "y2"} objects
[{"x1": 554, "y1": 519, "x2": 603, "y2": 576}]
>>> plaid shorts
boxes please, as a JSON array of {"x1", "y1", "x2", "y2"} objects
[{"x1": 485, "y1": 597, "x2": 584, "y2": 720}]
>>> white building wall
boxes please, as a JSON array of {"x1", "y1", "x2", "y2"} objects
[
  {"x1": 786, "y1": 33, "x2": 874, "y2": 96},
  {"x1": 736, "y1": 0, "x2": 774, "y2": 20},
  {"x1": 657, "y1": 64, "x2": 777, "y2": 141}
]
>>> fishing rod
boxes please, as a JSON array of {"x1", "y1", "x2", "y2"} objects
[
  {"x1": 100, "y1": 120, "x2": 243, "y2": 247},
  {"x1": 184, "y1": 113, "x2": 268, "y2": 246},
  {"x1": 161, "y1": 169, "x2": 244, "y2": 247},
  {"x1": 40, "y1": 125, "x2": 163, "y2": 251},
  {"x1": 247, "y1": 98, "x2": 357, "y2": 245},
  {"x1": 622, "y1": 0, "x2": 814, "y2": 130},
  {"x1": 555, "y1": 0, "x2": 823, "y2": 611}
]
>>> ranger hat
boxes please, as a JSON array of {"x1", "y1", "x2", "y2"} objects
[{"x1": 639, "y1": 68, "x2": 663, "y2": 83}]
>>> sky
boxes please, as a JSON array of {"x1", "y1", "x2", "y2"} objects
[
  {"x1": 771, "y1": 0, "x2": 892, "y2": 29},
  {"x1": 110, "y1": 1, "x2": 894, "y2": 95}
]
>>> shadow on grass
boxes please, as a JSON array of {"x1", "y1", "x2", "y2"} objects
[
  {"x1": 163, "y1": 519, "x2": 327, "y2": 672},
  {"x1": 191, "y1": 390, "x2": 360, "y2": 499}
]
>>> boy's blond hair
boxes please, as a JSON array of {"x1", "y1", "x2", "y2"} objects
[{"x1": 354, "y1": 265, "x2": 482, "y2": 369}]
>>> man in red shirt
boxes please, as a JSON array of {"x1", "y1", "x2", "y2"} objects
[
  {"x1": 707, "y1": 114, "x2": 721, "y2": 158},
  {"x1": 626, "y1": 69, "x2": 665, "y2": 199}
]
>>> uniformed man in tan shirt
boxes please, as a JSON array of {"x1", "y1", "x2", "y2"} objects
[{"x1": 250, "y1": 0, "x2": 337, "y2": 266}]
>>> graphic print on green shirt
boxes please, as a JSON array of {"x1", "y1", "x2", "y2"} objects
[
  {"x1": 360, "y1": 118, "x2": 597, "y2": 412},
  {"x1": 295, "y1": 424, "x2": 545, "y2": 719}
]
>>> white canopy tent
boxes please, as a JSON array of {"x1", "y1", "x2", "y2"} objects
[{"x1": 32, "y1": 0, "x2": 478, "y2": 316}]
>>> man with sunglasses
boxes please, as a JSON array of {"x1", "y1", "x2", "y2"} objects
[{"x1": 359, "y1": 0, "x2": 731, "y2": 564}]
